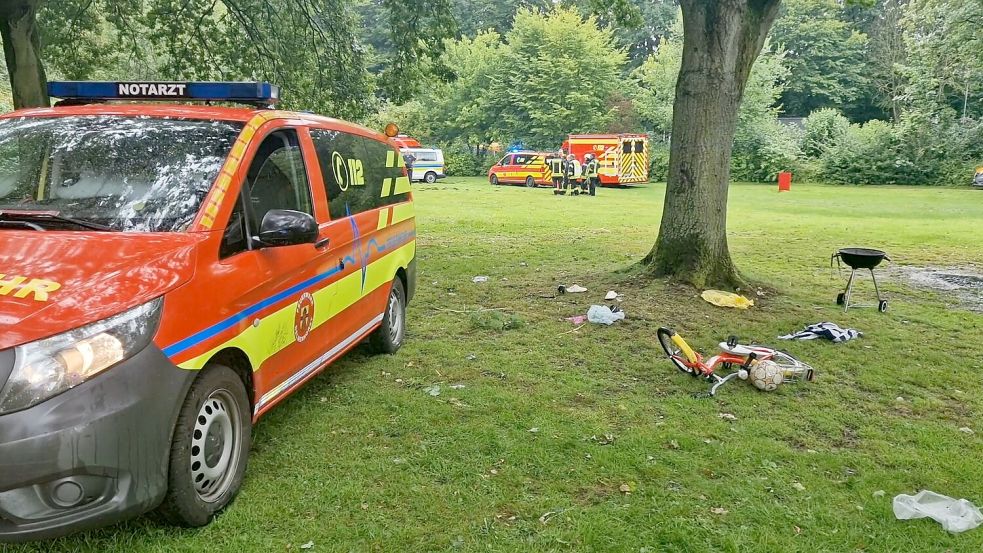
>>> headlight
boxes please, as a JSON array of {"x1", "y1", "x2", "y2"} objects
[{"x1": 0, "y1": 298, "x2": 162, "y2": 414}]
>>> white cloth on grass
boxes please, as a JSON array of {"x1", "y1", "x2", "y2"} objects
[
  {"x1": 779, "y1": 322, "x2": 861, "y2": 343},
  {"x1": 894, "y1": 490, "x2": 983, "y2": 533}
]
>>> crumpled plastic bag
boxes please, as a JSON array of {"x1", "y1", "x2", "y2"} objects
[
  {"x1": 701, "y1": 290, "x2": 754, "y2": 309},
  {"x1": 587, "y1": 305, "x2": 625, "y2": 325},
  {"x1": 893, "y1": 490, "x2": 983, "y2": 533}
]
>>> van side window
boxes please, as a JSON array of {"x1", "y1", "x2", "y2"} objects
[
  {"x1": 416, "y1": 151, "x2": 437, "y2": 162},
  {"x1": 358, "y1": 136, "x2": 411, "y2": 209},
  {"x1": 310, "y1": 129, "x2": 409, "y2": 219},
  {"x1": 243, "y1": 129, "x2": 313, "y2": 236}
]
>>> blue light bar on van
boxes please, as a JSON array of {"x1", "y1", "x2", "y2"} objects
[{"x1": 47, "y1": 81, "x2": 280, "y2": 105}]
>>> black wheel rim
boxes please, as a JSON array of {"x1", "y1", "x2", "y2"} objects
[{"x1": 190, "y1": 389, "x2": 242, "y2": 503}]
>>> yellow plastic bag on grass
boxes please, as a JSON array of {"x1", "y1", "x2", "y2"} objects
[{"x1": 701, "y1": 290, "x2": 754, "y2": 309}]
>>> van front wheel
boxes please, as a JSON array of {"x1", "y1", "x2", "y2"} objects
[
  {"x1": 424, "y1": 171, "x2": 437, "y2": 184},
  {"x1": 157, "y1": 364, "x2": 251, "y2": 527},
  {"x1": 370, "y1": 277, "x2": 406, "y2": 354}
]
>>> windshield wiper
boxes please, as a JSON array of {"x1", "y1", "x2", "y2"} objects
[{"x1": 0, "y1": 210, "x2": 118, "y2": 232}]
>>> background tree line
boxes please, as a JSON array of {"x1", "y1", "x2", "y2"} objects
[
  {"x1": 371, "y1": 0, "x2": 981, "y2": 186},
  {"x1": 1, "y1": 0, "x2": 980, "y2": 185}
]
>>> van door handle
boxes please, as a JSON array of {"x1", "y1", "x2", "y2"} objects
[{"x1": 314, "y1": 237, "x2": 330, "y2": 249}]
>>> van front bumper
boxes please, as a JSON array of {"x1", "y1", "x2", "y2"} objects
[{"x1": 0, "y1": 345, "x2": 194, "y2": 542}]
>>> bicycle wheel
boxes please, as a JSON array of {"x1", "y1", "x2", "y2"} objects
[
  {"x1": 657, "y1": 327, "x2": 694, "y2": 375},
  {"x1": 769, "y1": 350, "x2": 815, "y2": 382}
]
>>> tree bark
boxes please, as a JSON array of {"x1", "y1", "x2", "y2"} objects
[
  {"x1": 0, "y1": 0, "x2": 48, "y2": 109},
  {"x1": 642, "y1": 0, "x2": 781, "y2": 289}
]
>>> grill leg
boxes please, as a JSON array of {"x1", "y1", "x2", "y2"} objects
[
  {"x1": 870, "y1": 268, "x2": 882, "y2": 302},
  {"x1": 843, "y1": 269, "x2": 857, "y2": 311}
]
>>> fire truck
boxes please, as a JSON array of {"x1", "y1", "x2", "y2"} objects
[{"x1": 561, "y1": 134, "x2": 649, "y2": 186}]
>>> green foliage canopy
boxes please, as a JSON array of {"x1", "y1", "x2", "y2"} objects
[
  {"x1": 488, "y1": 8, "x2": 627, "y2": 149},
  {"x1": 770, "y1": 0, "x2": 870, "y2": 117}
]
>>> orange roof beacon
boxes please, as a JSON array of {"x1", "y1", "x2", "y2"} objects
[{"x1": 0, "y1": 81, "x2": 417, "y2": 541}]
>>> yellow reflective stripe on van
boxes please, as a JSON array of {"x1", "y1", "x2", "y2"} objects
[
  {"x1": 386, "y1": 150, "x2": 396, "y2": 168},
  {"x1": 377, "y1": 207, "x2": 390, "y2": 230},
  {"x1": 391, "y1": 202, "x2": 415, "y2": 224},
  {"x1": 381, "y1": 176, "x2": 412, "y2": 198},
  {"x1": 381, "y1": 178, "x2": 395, "y2": 197},
  {"x1": 393, "y1": 175, "x2": 411, "y2": 194},
  {"x1": 197, "y1": 112, "x2": 277, "y2": 230},
  {"x1": 176, "y1": 241, "x2": 416, "y2": 372}
]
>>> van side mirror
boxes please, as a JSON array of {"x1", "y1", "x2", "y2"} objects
[{"x1": 254, "y1": 209, "x2": 318, "y2": 248}]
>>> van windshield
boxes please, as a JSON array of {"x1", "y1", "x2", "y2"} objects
[{"x1": 0, "y1": 115, "x2": 242, "y2": 232}]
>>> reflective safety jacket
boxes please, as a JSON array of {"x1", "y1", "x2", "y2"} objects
[
  {"x1": 564, "y1": 159, "x2": 576, "y2": 176},
  {"x1": 585, "y1": 159, "x2": 599, "y2": 178},
  {"x1": 548, "y1": 156, "x2": 563, "y2": 176}
]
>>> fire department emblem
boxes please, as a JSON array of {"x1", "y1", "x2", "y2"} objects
[{"x1": 294, "y1": 292, "x2": 315, "y2": 343}]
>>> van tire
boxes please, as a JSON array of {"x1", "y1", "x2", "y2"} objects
[
  {"x1": 424, "y1": 171, "x2": 437, "y2": 184},
  {"x1": 157, "y1": 364, "x2": 251, "y2": 527},
  {"x1": 369, "y1": 277, "x2": 406, "y2": 354},
  {"x1": 490, "y1": 175, "x2": 499, "y2": 186},
  {"x1": 525, "y1": 176, "x2": 536, "y2": 187}
]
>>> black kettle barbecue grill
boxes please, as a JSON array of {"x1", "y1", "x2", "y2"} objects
[{"x1": 831, "y1": 248, "x2": 890, "y2": 312}]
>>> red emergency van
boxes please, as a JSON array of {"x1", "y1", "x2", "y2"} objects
[
  {"x1": 487, "y1": 150, "x2": 553, "y2": 187},
  {"x1": 0, "y1": 81, "x2": 416, "y2": 541},
  {"x1": 391, "y1": 135, "x2": 422, "y2": 148},
  {"x1": 561, "y1": 134, "x2": 649, "y2": 186}
]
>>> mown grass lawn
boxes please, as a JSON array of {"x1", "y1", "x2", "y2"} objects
[{"x1": 7, "y1": 178, "x2": 983, "y2": 553}]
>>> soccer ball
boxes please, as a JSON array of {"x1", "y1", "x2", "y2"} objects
[{"x1": 748, "y1": 360, "x2": 784, "y2": 392}]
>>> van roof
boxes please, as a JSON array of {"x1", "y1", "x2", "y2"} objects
[{"x1": 2, "y1": 103, "x2": 393, "y2": 144}]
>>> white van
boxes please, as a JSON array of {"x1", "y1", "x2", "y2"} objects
[{"x1": 401, "y1": 148, "x2": 445, "y2": 183}]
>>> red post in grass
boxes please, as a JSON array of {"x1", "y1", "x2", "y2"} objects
[{"x1": 778, "y1": 171, "x2": 792, "y2": 192}]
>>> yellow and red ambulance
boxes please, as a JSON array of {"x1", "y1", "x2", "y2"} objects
[
  {"x1": 0, "y1": 81, "x2": 416, "y2": 541},
  {"x1": 487, "y1": 150, "x2": 554, "y2": 187},
  {"x1": 561, "y1": 134, "x2": 649, "y2": 186}
]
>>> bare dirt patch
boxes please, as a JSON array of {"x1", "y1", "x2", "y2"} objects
[{"x1": 893, "y1": 265, "x2": 983, "y2": 312}]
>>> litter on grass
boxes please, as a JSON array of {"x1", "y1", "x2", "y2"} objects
[
  {"x1": 780, "y1": 322, "x2": 862, "y2": 343},
  {"x1": 564, "y1": 284, "x2": 587, "y2": 293},
  {"x1": 701, "y1": 290, "x2": 754, "y2": 309},
  {"x1": 472, "y1": 275, "x2": 489, "y2": 283},
  {"x1": 893, "y1": 490, "x2": 983, "y2": 533},
  {"x1": 587, "y1": 305, "x2": 625, "y2": 325},
  {"x1": 564, "y1": 315, "x2": 588, "y2": 325},
  {"x1": 605, "y1": 290, "x2": 619, "y2": 300}
]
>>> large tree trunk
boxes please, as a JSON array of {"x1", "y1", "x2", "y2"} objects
[
  {"x1": 0, "y1": 0, "x2": 48, "y2": 109},
  {"x1": 642, "y1": 0, "x2": 781, "y2": 289}
]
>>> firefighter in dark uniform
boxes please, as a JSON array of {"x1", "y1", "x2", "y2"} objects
[
  {"x1": 564, "y1": 153, "x2": 578, "y2": 195},
  {"x1": 584, "y1": 153, "x2": 600, "y2": 196},
  {"x1": 402, "y1": 153, "x2": 416, "y2": 182},
  {"x1": 550, "y1": 150, "x2": 565, "y2": 195}
]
